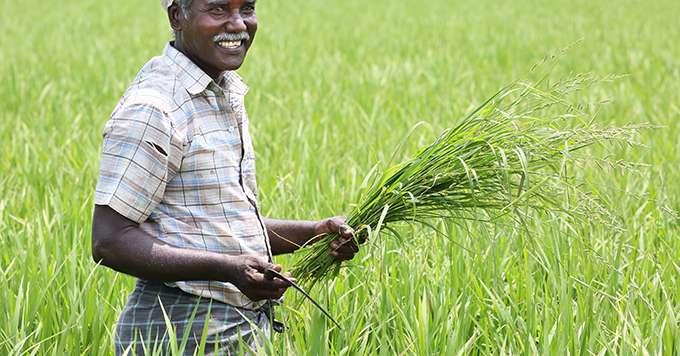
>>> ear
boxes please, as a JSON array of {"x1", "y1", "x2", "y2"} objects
[{"x1": 167, "y1": 4, "x2": 184, "y2": 32}]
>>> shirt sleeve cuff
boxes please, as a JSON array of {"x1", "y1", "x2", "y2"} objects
[{"x1": 94, "y1": 190, "x2": 151, "y2": 224}]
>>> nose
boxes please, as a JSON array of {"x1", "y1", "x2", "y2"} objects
[{"x1": 225, "y1": 10, "x2": 247, "y2": 33}]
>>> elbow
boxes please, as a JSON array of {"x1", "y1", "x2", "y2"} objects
[
  {"x1": 91, "y1": 235, "x2": 106, "y2": 264},
  {"x1": 91, "y1": 242, "x2": 101, "y2": 264},
  {"x1": 92, "y1": 226, "x2": 129, "y2": 270},
  {"x1": 91, "y1": 228, "x2": 113, "y2": 266},
  {"x1": 91, "y1": 206, "x2": 123, "y2": 267}
]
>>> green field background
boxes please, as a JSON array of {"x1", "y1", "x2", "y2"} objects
[{"x1": 1, "y1": 0, "x2": 679, "y2": 354}]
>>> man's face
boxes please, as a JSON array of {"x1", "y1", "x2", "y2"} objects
[{"x1": 172, "y1": 0, "x2": 257, "y2": 78}]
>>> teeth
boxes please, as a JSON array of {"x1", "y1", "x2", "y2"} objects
[{"x1": 217, "y1": 40, "x2": 241, "y2": 49}]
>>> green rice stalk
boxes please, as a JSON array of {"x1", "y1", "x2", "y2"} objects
[{"x1": 291, "y1": 75, "x2": 643, "y2": 285}]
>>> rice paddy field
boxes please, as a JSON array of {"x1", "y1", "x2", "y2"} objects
[{"x1": 1, "y1": 0, "x2": 679, "y2": 354}]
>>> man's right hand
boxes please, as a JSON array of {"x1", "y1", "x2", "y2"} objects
[
  {"x1": 92, "y1": 205, "x2": 293, "y2": 301},
  {"x1": 230, "y1": 255, "x2": 294, "y2": 301}
]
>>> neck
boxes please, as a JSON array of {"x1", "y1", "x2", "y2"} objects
[{"x1": 171, "y1": 39, "x2": 222, "y2": 82}]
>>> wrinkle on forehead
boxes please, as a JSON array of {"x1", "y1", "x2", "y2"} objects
[{"x1": 203, "y1": 0, "x2": 255, "y2": 5}]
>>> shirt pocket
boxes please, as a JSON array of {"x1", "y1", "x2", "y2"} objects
[{"x1": 178, "y1": 127, "x2": 243, "y2": 208}]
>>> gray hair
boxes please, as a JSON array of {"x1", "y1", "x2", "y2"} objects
[{"x1": 174, "y1": 0, "x2": 193, "y2": 18}]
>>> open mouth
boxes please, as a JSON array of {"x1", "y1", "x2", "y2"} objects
[{"x1": 216, "y1": 40, "x2": 244, "y2": 49}]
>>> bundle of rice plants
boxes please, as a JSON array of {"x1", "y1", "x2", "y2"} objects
[{"x1": 291, "y1": 74, "x2": 643, "y2": 285}]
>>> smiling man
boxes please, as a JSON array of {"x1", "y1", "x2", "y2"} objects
[{"x1": 91, "y1": 0, "x2": 358, "y2": 354}]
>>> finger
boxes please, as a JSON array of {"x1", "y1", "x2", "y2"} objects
[
  {"x1": 271, "y1": 272, "x2": 294, "y2": 286},
  {"x1": 336, "y1": 254, "x2": 354, "y2": 261},
  {"x1": 339, "y1": 224, "x2": 355, "y2": 239},
  {"x1": 258, "y1": 262, "x2": 282, "y2": 275},
  {"x1": 350, "y1": 239, "x2": 359, "y2": 252},
  {"x1": 273, "y1": 272, "x2": 297, "y2": 286},
  {"x1": 272, "y1": 288, "x2": 288, "y2": 300},
  {"x1": 276, "y1": 286, "x2": 293, "y2": 298},
  {"x1": 337, "y1": 236, "x2": 359, "y2": 252},
  {"x1": 250, "y1": 271, "x2": 291, "y2": 289},
  {"x1": 248, "y1": 256, "x2": 273, "y2": 273},
  {"x1": 337, "y1": 242, "x2": 358, "y2": 254},
  {"x1": 329, "y1": 216, "x2": 349, "y2": 232},
  {"x1": 335, "y1": 236, "x2": 356, "y2": 250},
  {"x1": 332, "y1": 250, "x2": 355, "y2": 261},
  {"x1": 268, "y1": 278, "x2": 292, "y2": 289}
]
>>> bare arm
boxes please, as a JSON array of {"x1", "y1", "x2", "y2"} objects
[
  {"x1": 264, "y1": 218, "x2": 317, "y2": 255},
  {"x1": 264, "y1": 217, "x2": 359, "y2": 259},
  {"x1": 92, "y1": 205, "x2": 292, "y2": 301}
]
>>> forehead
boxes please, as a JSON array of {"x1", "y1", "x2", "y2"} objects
[{"x1": 197, "y1": 0, "x2": 254, "y2": 5}]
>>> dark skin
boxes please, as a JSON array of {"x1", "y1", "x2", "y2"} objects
[
  {"x1": 92, "y1": 206, "x2": 358, "y2": 301},
  {"x1": 170, "y1": 0, "x2": 258, "y2": 80},
  {"x1": 91, "y1": 0, "x2": 360, "y2": 302}
]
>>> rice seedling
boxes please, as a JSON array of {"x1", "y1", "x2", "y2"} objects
[
  {"x1": 2, "y1": 0, "x2": 679, "y2": 354},
  {"x1": 292, "y1": 74, "x2": 644, "y2": 284}
]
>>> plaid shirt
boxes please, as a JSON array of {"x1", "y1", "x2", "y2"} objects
[{"x1": 95, "y1": 43, "x2": 273, "y2": 309}]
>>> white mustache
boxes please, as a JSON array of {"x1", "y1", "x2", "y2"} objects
[{"x1": 213, "y1": 32, "x2": 249, "y2": 42}]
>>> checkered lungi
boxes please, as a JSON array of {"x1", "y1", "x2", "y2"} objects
[{"x1": 114, "y1": 279, "x2": 271, "y2": 356}]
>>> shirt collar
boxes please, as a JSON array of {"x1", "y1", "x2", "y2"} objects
[
  {"x1": 163, "y1": 43, "x2": 249, "y2": 96},
  {"x1": 220, "y1": 71, "x2": 249, "y2": 96}
]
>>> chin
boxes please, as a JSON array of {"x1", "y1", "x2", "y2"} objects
[
  {"x1": 219, "y1": 56, "x2": 247, "y2": 71},
  {"x1": 223, "y1": 63, "x2": 244, "y2": 71}
]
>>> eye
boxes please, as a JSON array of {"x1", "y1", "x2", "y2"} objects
[
  {"x1": 241, "y1": 4, "x2": 255, "y2": 15},
  {"x1": 209, "y1": 7, "x2": 227, "y2": 15}
]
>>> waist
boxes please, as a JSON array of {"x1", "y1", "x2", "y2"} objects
[
  {"x1": 168, "y1": 280, "x2": 268, "y2": 310},
  {"x1": 130, "y1": 279, "x2": 269, "y2": 311}
]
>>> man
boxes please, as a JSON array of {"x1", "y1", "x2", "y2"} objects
[{"x1": 91, "y1": 0, "x2": 359, "y2": 354}]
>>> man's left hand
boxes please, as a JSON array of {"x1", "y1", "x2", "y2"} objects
[{"x1": 314, "y1": 217, "x2": 359, "y2": 261}]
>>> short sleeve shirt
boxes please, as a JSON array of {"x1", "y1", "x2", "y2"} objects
[{"x1": 95, "y1": 43, "x2": 272, "y2": 309}]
